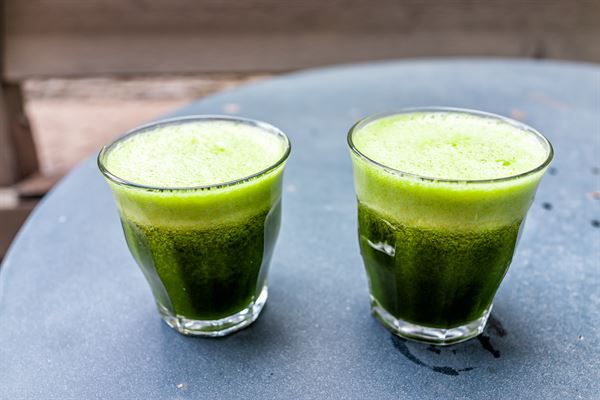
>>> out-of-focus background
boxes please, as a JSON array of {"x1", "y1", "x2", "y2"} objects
[{"x1": 1, "y1": 0, "x2": 600, "y2": 257}]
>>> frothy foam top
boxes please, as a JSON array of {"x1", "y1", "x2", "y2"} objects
[
  {"x1": 104, "y1": 119, "x2": 287, "y2": 188},
  {"x1": 350, "y1": 111, "x2": 551, "y2": 229},
  {"x1": 352, "y1": 112, "x2": 548, "y2": 181}
]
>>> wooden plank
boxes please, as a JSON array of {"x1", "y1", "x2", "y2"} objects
[
  {"x1": 3, "y1": 0, "x2": 600, "y2": 79},
  {"x1": 16, "y1": 172, "x2": 61, "y2": 199},
  {"x1": 5, "y1": 31, "x2": 600, "y2": 80},
  {"x1": 6, "y1": 0, "x2": 598, "y2": 34},
  {"x1": 0, "y1": 83, "x2": 38, "y2": 185}
]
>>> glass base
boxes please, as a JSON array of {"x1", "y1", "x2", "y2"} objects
[
  {"x1": 371, "y1": 296, "x2": 491, "y2": 346},
  {"x1": 157, "y1": 286, "x2": 268, "y2": 337}
]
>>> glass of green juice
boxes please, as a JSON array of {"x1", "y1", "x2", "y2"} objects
[
  {"x1": 348, "y1": 107, "x2": 553, "y2": 345},
  {"x1": 98, "y1": 116, "x2": 290, "y2": 336}
]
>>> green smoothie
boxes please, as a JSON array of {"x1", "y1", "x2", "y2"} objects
[
  {"x1": 349, "y1": 110, "x2": 552, "y2": 342},
  {"x1": 99, "y1": 117, "x2": 290, "y2": 335}
]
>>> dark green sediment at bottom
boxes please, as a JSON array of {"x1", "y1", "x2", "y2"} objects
[
  {"x1": 121, "y1": 203, "x2": 280, "y2": 320},
  {"x1": 358, "y1": 203, "x2": 521, "y2": 328}
]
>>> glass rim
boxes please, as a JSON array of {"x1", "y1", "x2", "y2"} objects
[
  {"x1": 98, "y1": 115, "x2": 291, "y2": 192},
  {"x1": 347, "y1": 106, "x2": 554, "y2": 184}
]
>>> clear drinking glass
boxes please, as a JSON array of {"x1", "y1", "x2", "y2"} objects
[
  {"x1": 348, "y1": 108, "x2": 553, "y2": 345},
  {"x1": 98, "y1": 116, "x2": 290, "y2": 336}
]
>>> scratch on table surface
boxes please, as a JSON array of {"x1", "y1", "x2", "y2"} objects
[
  {"x1": 223, "y1": 103, "x2": 240, "y2": 114},
  {"x1": 511, "y1": 109, "x2": 526, "y2": 120},
  {"x1": 528, "y1": 92, "x2": 570, "y2": 110}
]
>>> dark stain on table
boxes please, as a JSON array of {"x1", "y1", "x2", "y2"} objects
[
  {"x1": 391, "y1": 314, "x2": 507, "y2": 375},
  {"x1": 476, "y1": 335, "x2": 501, "y2": 359},
  {"x1": 391, "y1": 336, "x2": 475, "y2": 376},
  {"x1": 487, "y1": 314, "x2": 507, "y2": 337},
  {"x1": 475, "y1": 315, "x2": 505, "y2": 359}
]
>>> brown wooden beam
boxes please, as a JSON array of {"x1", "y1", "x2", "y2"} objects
[
  {"x1": 3, "y1": 0, "x2": 600, "y2": 79},
  {"x1": 1, "y1": 0, "x2": 38, "y2": 185},
  {"x1": 0, "y1": 82, "x2": 38, "y2": 185}
]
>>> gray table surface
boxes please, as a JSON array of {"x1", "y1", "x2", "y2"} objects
[{"x1": 1, "y1": 59, "x2": 599, "y2": 399}]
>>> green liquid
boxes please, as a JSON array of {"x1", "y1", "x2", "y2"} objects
[
  {"x1": 102, "y1": 119, "x2": 288, "y2": 321},
  {"x1": 359, "y1": 203, "x2": 520, "y2": 328},
  {"x1": 350, "y1": 111, "x2": 550, "y2": 329},
  {"x1": 121, "y1": 203, "x2": 280, "y2": 320}
]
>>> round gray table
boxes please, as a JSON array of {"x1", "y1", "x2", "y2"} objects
[{"x1": 1, "y1": 59, "x2": 599, "y2": 399}]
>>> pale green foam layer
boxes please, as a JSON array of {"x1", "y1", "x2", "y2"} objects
[
  {"x1": 353, "y1": 112, "x2": 548, "y2": 180},
  {"x1": 105, "y1": 120, "x2": 287, "y2": 188},
  {"x1": 102, "y1": 120, "x2": 287, "y2": 228},
  {"x1": 108, "y1": 166, "x2": 284, "y2": 229},
  {"x1": 350, "y1": 112, "x2": 550, "y2": 229}
]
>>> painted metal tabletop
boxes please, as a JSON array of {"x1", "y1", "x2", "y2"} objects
[{"x1": 1, "y1": 60, "x2": 599, "y2": 399}]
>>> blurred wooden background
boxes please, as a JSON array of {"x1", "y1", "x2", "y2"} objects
[
  {"x1": 1, "y1": 0, "x2": 600, "y2": 257},
  {"x1": 5, "y1": 0, "x2": 600, "y2": 79}
]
